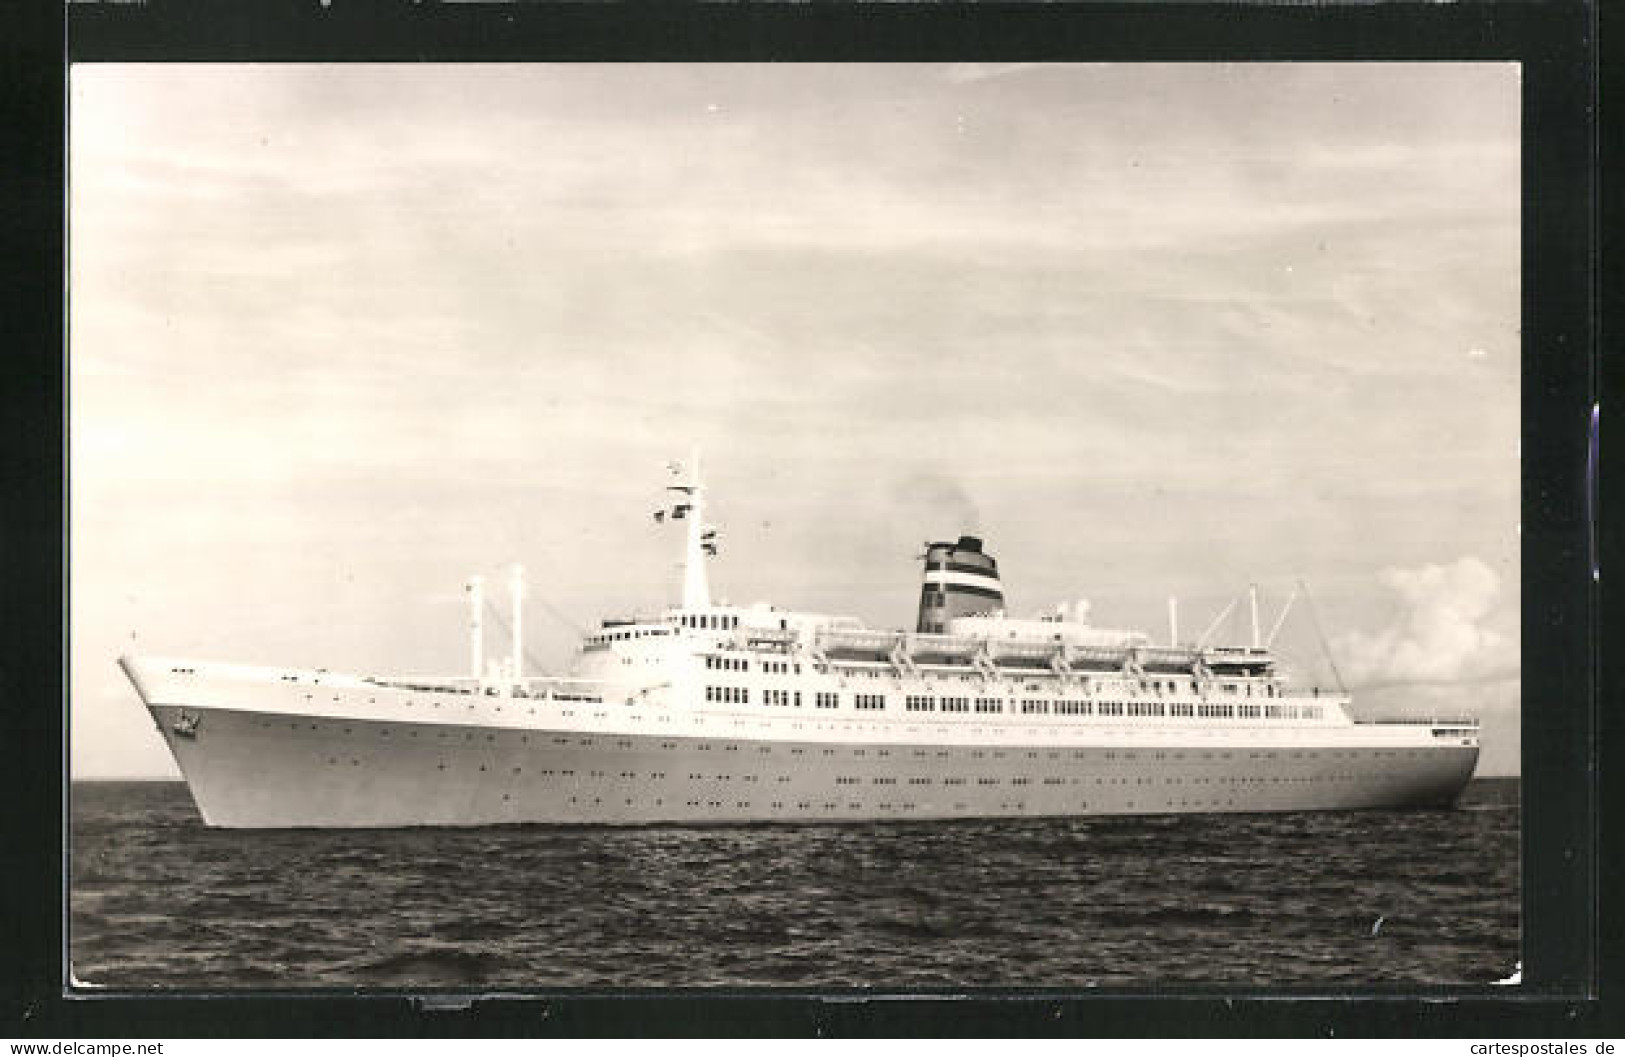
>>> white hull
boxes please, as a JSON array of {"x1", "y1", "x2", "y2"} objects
[{"x1": 127, "y1": 658, "x2": 1479, "y2": 829}]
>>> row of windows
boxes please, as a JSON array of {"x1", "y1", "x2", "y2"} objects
[
  {"x1": 906, "y1": 695, "x2": 991, "y2": 713},
  {"x1": 1114, "y1": 679, "x2": 1286, "y2": 698},
  {"x1": 709, "y1": 656, "x2": 815, "y2": 675},
  {"x1": 875, "y1": 674, "x2": 1288, "y2": 698},
  {"x1": 679, "y1": 614, "x2": 738, "y2": 630},
  {"x1": 1019, "y1": 699, "x2": 1201, "y2": 718},
  {"x1": 533, "y1": 794, "x2": 1338, "y2": 813},
  {"x1": 288, "y1": 720, "x2": 1423, "y2": 766},
  {"x1": 700, "y1": 686, "x2": 1323, "y2": 720},
  {"x1": 1267, "y1": 704, "x2": 1324, "y2": 719},
  {"x1": 701, "y1": 654, "x2": 1290, "y2": 700},
  {"x1": 595, "y1": 627, "x2": 673, "y2": 644},
  {"x1": 405, "y1": 762, "x2": 1412, "y2": 783}
]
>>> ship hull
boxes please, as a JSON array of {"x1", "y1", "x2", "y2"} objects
[{"x1": 145, "y1": 701, "x2": 1478, "y2": 829}]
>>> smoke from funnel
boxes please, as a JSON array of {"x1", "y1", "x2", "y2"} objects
[{"x1": 897, "y1": 472, "x2": 981, "y2": 534}]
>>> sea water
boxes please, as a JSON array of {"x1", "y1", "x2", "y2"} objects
[{"x1": 69, "y1": 779, "x2": 1519, "y2": 990}]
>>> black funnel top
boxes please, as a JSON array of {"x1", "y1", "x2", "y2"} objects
[{"x1": 917, "y1": 535, "x2": 1003, "y2": 632}]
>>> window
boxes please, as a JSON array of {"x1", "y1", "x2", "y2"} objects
[
  {"x1": 1020, "y1": 699, "x2": 1049, "y2": 715},
  {"x1": 816, "y1": 692, "x2": 839, "y2": 709}
]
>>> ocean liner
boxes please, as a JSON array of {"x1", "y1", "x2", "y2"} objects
[{"x1": 120, "y1": 456, "x2": 1479, "y2": 828}]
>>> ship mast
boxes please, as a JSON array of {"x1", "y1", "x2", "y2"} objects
[
  {"x1": 1249, "y1": 583, "x2": 1261, "y2": 649},
  {"x1": 467, "y1": 575, "x2": 485, "y2": 682},
  {"x1": 682, "y1": 448, "x2": 711, "y2": 610},
  {"x1": 510, "y1": 564, "x2": 525, "y2": 684}
]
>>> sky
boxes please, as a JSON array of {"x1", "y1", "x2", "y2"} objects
[{"x1": 69, "y1": 63, "x2": 1522, "y2": 777}]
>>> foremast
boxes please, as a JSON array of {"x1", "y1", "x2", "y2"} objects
[
  {"x1": 682, "y1": 450, "x2": 710, "y2": 609},
  {"x1": 659, "y1": 449, "x2": 712, "y2": 610}
]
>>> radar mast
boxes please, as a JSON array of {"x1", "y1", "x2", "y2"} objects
[{"x1": 681, "y1": 449, "x2": 710, "y2": 610}]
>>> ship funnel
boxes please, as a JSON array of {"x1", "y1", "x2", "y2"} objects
[{"x1": 917, "y1": 535, "x2": 1005, "y2": 633}]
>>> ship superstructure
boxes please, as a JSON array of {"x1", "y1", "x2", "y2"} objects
[{"x1": 120, "y1": 456, "x2": 1479, "y2": 828}]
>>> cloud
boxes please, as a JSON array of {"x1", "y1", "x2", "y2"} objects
[{"x1": 1336, "y1": 557, "x2": 1516, "y2": 687}]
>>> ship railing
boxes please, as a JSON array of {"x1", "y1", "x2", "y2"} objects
[
  {"x1": 1137, "y1": 646, "x2": 1204, "y2": 667},
  {"x1": 1357, "y1": 715, "x2": 1481, "y2": 727},
  {"x1": 816, "y1": 628, "x2": 902, "y2": 654},
  {"x1": 741, "y1": 628, "x2": 797, "y2": 647},
  {"x1": 365, "y1": 674, "x2": 626, "y2": 703},
  {"x1": 366, "y1": 676, "x2": 480, "y2": 695},
  {"x1": 1267, "y1": 686, "x2": 1358, "y2": 702},
  {"x1": 991, "y1": 640, "x2": 1058, "y2": 659},
  {"x1": 516, "y1": 676, "x2": 622, "y2": 702},
  {"x1": 1064, "y1": 645, "x2": 1132, "y2": 667},
  {"x1": 905, "y1": 633, "x2": 980, "y2": 657}
]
